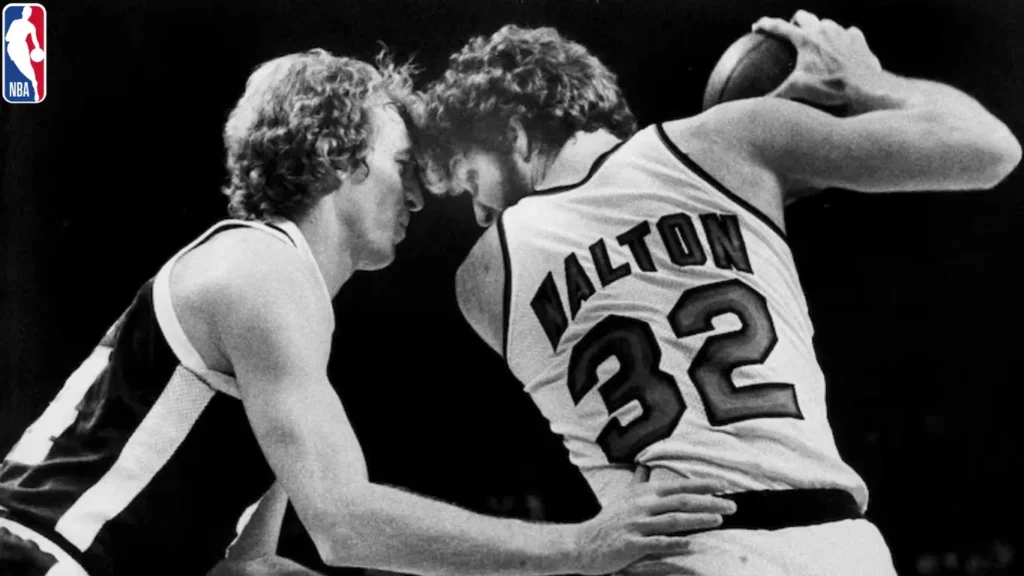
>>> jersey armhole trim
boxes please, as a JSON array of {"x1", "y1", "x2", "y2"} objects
[
  {"x1": 655, "y1": 122, "x2": 788, "y2": 243},
  {"x1": 152, "y1": 220, "x2": 295, "y2": 398},
  {"x1": 496, "y1": 213, "x2": 513, "y2": 361}
]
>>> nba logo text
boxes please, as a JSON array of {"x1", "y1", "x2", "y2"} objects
[{"x1": 3, "y1": 3, "x2": 46, "y2": 103}]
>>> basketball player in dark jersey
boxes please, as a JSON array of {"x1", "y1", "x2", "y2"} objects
[
  {"x1": 0, "y1": 48, "x2": 736, "y2": 576},
  {"x1": 414, "y1": 12, "x2": 1020, "y2": 576}
]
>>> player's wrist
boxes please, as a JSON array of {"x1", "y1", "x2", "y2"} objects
[
  {"x1": 845, "y1": 70, "x2": 916, "y2": 115},
  {"x1": 538, "y1": 523, "x2": 583, "y2": 575},
  {"x1": 511, "y1": 522, "x2": 583, "y2": 575}
]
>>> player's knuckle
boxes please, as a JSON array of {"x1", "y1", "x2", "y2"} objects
[
  {"x1": 665, "y1": 494, "x2": 692, "y2": 508},
  {"x1": 675, "y1": 513, "x2": 701, "y2": 528},
  {"x1": 641, "y1": 534, "x2": 668, "y2": 549},
  {"x1": 658, "y1": 536, "x2": 690, "y2": 554},
  {"x1": 669, "y1": 513, "x2": 692, "y2": 529},
  {"x1": 669, "y1": 538, "x2": 694, "y2": 554},
  {"x1": 624, "y1": 534, "x2": 646, "y2": 551}
]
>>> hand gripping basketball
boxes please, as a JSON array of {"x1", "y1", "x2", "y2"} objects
[
  {"x1": 569, "y1": 467, "x2": 736, "y2": 575},
  {"x1": 31, "y1": 48, "x2": 45, "y2": 62},
  {"x1": 702, "y1": 31, "x2": 797, "y2": 111},
  {"x1": 752, "y1": 10, "x2": 883, "y2": 111}
]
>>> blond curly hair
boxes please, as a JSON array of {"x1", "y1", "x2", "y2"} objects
[{"x1": 222, "y1": 49, "x2": 417, "y2": 220}]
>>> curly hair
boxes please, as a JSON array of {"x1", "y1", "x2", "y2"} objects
[
  {"x1": 222, "y1": 48, "x2": 417, "y2": 221},
  {"x1": 415, "y1": 25, "x2": 637, "y2": 195}
]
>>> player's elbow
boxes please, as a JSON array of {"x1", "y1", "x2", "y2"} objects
[
  {"x1": 886, "y1": 111, "x2": 1020, "y2": 192},
  {"x1": 956, "y1": 127, "x2": 1021, "y2": 191},
  {"x1": 985, "y1": 124, "x2": 1023, "y2": 188},
  {"x1": 933, "y1": 111, "x2": 1022, "y2": 190},
  {"x1": 305, "y1": 505, "x2": 368, "y2": 568},
  {"x1": 309, "y1": 524, "x2": 359, "y2": 568},
  {"x1": 294, "y1": 486, "x2": 377, "y2": 568}
]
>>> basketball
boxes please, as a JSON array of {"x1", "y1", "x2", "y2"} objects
[
  {"x1": 702, "y1": 31, "x2": 796, "y2": 111},
  {"x1": 30, "y1": 48, "x2": 45, "y2": 62}
]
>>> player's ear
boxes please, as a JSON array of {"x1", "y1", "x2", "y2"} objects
[
  {"x1": 508, "y1": 118, "x2": 531, "y2": 162},
  {"x1": 316, "y1": 168, "x2": 346, "y2": 198}
]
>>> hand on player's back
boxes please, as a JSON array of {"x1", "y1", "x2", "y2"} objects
[
  {"x1": 754, "y1": 10, "x2": 883, "y2": 111},
  {"x1": 571, "y1": 466, "x2": 736, "y2": 575}
]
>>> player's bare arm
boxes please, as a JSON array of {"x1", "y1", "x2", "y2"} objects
[
  {"x1": 665, "y1": 10, "x2": 1019, "y2": 218},
  {"x1": 750, "y1": 11, "x2": 1016, "y2": 193},
  {"x1": 205, "y1": 230, "x2": 734, "y2": 576}
]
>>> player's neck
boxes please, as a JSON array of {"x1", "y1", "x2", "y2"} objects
[
  {"x1": 532, "y1": 129, "x2": 621, "y2": 191},
  {"x1": 290, "y1": 206, "x2": 355, "y2": 298}
]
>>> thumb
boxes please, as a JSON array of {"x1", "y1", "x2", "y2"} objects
[
  {"x1": 630, "y1": 464, "x2": 651, "y2": 486},
  {"x1": 768, "y1": 74, "x2": 846, "y2": 106},
  {"x1": 618, "y1": 559, "x2": 683, "y2": 576}
]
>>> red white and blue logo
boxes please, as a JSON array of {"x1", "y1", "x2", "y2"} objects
[{"x1": 3, "y1": 3, "x2": 46, "y2": 103}]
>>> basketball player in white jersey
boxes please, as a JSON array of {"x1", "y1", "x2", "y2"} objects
[
  {"x1": 0, "y1": 48, "x2": 734, "y2": 576},
  {"x1": 415, "y1": 12, "x2": 1021, "y2": 576}
]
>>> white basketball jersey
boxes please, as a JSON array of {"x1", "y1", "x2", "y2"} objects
[{"x1": 499, "y1": 124, "x2": 868, "y2": 509}]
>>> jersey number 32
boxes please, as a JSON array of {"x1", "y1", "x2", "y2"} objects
[{"x1": 566, "y1": 279, "x2": 803, "y2": 464}]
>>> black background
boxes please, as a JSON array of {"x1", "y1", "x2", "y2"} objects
[{"x1": 2, "y1": 1, "x2": 1022, "y2": 574}]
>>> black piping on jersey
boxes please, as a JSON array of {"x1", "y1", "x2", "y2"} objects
[
  {"x1": 186, "y1": 222, "x2": 300, "y2": 252},
  {"x1": 496, "y1": 212, "x2": 513, "y2": 361},
  {"x1": 263, "y1": 222, "x2": 299, "y2": 247},
  {"x1": 654, "y1": 123, "x2": 788, "y2": 243},
  {"x1": 533, "y1": 138, "x2": 628, "y2": 196}
]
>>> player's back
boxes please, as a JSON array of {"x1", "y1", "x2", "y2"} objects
[
  {"x1": 500, "y1": 123, "x2": 867, "y2": 509},
  {"x1": 0, "y1": 220, "x2": 318, "y2": 575}
]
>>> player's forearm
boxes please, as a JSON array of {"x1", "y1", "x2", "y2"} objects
[
  {"x1": 851, "y1": 71, "x2": 1006, "y2": 127},
  {"x1": 847, "y1": 70, "x2": 947, "y2": 110},
  {"x1": 311, "y1": 483, "x2": 579, "y2": 576},
  {"x1": 851, "y1": 71, "x2": 1021, "y2": 186}
]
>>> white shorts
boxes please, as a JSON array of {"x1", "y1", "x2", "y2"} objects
[{"x1": 627, "y1": 519, "x2": 896, "y2": 576}]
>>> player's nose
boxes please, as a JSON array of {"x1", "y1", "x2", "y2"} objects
[
  {"x1": 405, "y1": 182, "x2": 424, "y2": 213},
  {"x1": 473, "y1": 201, "x2": 497, "y2": 228}
]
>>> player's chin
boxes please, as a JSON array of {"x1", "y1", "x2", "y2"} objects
[
  {"x1": 362, "y1": 243, "x2": 399, "y2": 271},
  {"x1": 362, "y1": 255, "x2": 396, "y2": 271},
  {"x1": 364, "y1": 227, "x2": 409, "y2": 269}
]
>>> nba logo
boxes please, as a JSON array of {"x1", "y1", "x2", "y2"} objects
[{"x1": 3, "y1": 3, "x2": 46, "y2": 103}]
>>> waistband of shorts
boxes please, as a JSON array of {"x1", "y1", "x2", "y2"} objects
[
  {"x1": 0, "y1": 507, "x2": 100, "y2": 576},
  {"x1": 695, "y1": 488, "x2": 864, "y2": 534}
]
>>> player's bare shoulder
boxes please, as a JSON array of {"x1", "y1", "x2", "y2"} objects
[
  {"x1": 170, "y1": 227, "x2": 332, "y2": 371},
  {"x1": 456, "y1": 224, "x2": 505, "y2": 356},
  {"x1": 662, "y1": 101, "x2": 790, "y2": 230}
]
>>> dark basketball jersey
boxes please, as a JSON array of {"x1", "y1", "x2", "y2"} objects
[{"x1": 0, "y1": 219, "x2": 330, "y2": 576}]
